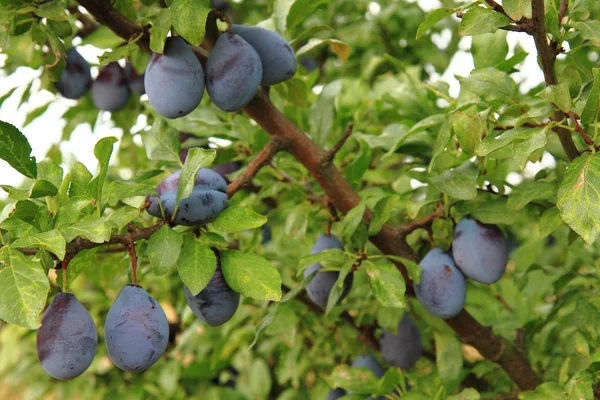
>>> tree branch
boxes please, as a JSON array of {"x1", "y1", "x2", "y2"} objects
[
  {"x1": 566, "y1": 111, "x2": 593, "y2": 145},
  {"x1": 398, "y1": 204, "x2": 445, "y2": 236},
  {"x1": 323, "y1": 122, "x2": 354, "y2": 164},
  {"x1": 77, "y1": 1, "x2": 542, "y2": 390},
  {"x1": 227, "y1": 139, "x2": 286, "y2": 197},
  {"x1": 531, "y1": 0, "x2": 580, "y2": 160}
]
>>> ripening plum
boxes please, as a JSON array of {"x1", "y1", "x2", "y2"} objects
[
  {"x1": 452, "y1": 217, "x2": 508, "y2": 284},
  {"x1": 55, "y1": 48, "x2": 92, "y2": 99},
  {"x1": 211, "y1": 0, "x2": 229, "y2": 11},
  {"x1": 184, "y1": 251, "x2": 239, "y2": 326},
  {"x1": 415, "y1": 248, "x2": 466, "y2": 319},
  {"x1": 205, "y1": 32, "x2": 262, "y2": 111},
  {"x1": 146, "y1": 168, "x2": 228, "y2": 226},
  {"x1": 231, "y1": 25, "x2": 297, "y2": 86},
  {"x1": 379, "y1": 313, "x2": 421, "y2": 369},
  {"x1": 124, "y1": 63, "x2": 145, "y2": 95},
  {"x1": 145, "y1": 36, "x2": 205, "y2": 118},
  {"x1": 91, "y1": 62, "x2": 130, "y2": 111},
  {"x1": 351, "y1": 353, "x2": 385, "y2": 379},
  {"x1": 326, "y1": 388, "x2": 346, "y2": 399},
  {"x1": 213, "y1": 161, "x2": 242, "y2": 178},
  {"x1": 304, "y1": 234, "x2": 353, "y2": 308},
  {"x1": 36, "y1": 293, "x2": 98, "y2": 380},
  {"x1": 104, "y1": 285, "x2": 169, "y2": 372}
]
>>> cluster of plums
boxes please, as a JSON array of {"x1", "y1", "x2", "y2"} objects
[
  {"x1": 36, "y1": 285, "x2": 168, "y2": 379},
  {"x1": 416, "y1": 217, "x2": 508, "y2": 319},
  {"x1": 55, "y1": 48, "x2": 144, "y2": 111},
  {"x1": 145, "y1": 24, "x2": 296, "y2": 118}
]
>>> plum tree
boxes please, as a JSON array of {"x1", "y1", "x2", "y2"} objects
[
  {"x1": 231, "y1": 25, "x2": 297, "y2": 86},
  {"x1": 91, "y1": 62, "x2": 130, "y2": 111},
  {"x1": 304, "y1": 233, "x2": 353, "y2": 308},
  {"x1": 104, "y1": 285, "x2": 169, "y2": 372},
  {"x1": 205, "y1": 32, "x2": 262, "y2": 111},
  {"x1": 55, "y1": 48, "x2": 92, "y2": 99},
  {"x1": 452, "y1": 217, "x2": 508, "y2": 284},
  {"x1": 36, "y1": 293, "x2": 98, "y2": 380},
  {"x1": 415, "y1": 247, "x2": 466, "y2": 319},
  {"x1": 144, "y1": 36, "x2": 205, "y2": 118},
  {"x1": 184, "y1": 251, "x2": 240, "y2": 326},
  {"x1": 124, "y1": 63, "x2": 145, "y2": 95},
  {"x1": 379, "y1": 313, "x2": 421, "y2": 369},
  {"x1": 146, "y1": 168, "x2": 228, "y2": 226}
]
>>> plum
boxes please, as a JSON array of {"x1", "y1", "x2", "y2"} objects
[
  {"x1": 91, "y1": 62, "x2": 131, "y2": 111},
  {"x1": 145, "y1": 36, "x2": 205, "y2": 118},
  {"x1": 231, "y1": 25, "x2": 297, "y2": 86},
  {"x1": 415, "y1": 248, "x2": 466, "y2": 319},
  {"x1": 36, "y1": 293, "x2": 97, "y2": 380},
  {"x1": 304, "y1": 233, "x2": 353, "y2": 308},
  {"x1": 146, "y1": 168, "x2": 228, "y2": 226},
  {"x1": 55, "y1": 48, "x2": 92, "y2": 99},
  {"x1": 351, "y1": 353, "x2": 385, "y2": 379},
  {"x1": 205, "y1": 32, "x2": 262, "y2": 111},
  {"x1": 452, "y1": 217, "x2": 508, "y2": 284},
  {"x1": 184, "y1": 251, "x2": 239, "y2": 326},
  {"x1": 213, "y1": 161, "x2": 242, "y2": 178},
  {"x1": 124, "y1": 63, "x2": 145, "y2": 95},
  {"x1": 379, "y1": 313, "x2": 421, "y2": 369},
  {"x1": 104, "y1": 285, "x2": 169, "y2": 372},
  {"x1": 211, "y1": 0, "x2": 229, "y2": 11},
  {"x1": 326, "y1": 388, "x2": 346, "y2": 399}
]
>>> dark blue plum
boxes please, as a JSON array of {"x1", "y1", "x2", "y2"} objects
[
  {"x1": 326, "y1": 388, "x2": 346, "y2": 399},
  {"x1": 205, "y1": 32, "x2": 262, "y2": 111},
  {"x1": 55, "y1": 48, "x2": 92, "y2": 99},
  {"x1": 379, "y1": 313, "x2": 421, "y2": 369},
  {"x1": 452, "y1": 217, "x2": 508, "y2": 284},
  {"x1": 304, "y1": 233, "x2": 353, "y2": 308},
  {"x1": 104, "y1": 285, "x2": 169, "y2": 372},
  {"x1": 300, "y1": 56, "x2": 318, "y2": 72},
  {"x1": 145, "y1": 36, "x2": 205, "y2": 118},
  {"x1": 213, "y1": 161, "x2": 242, "y2": 178},
  {"x1": 124, "y1": 63, "x2": 145, "y2": 95},
  {"x1": 36, "y1": 293, "x2": 97, "y2": 380},
  {"x1": 351, "y1": 353, "x2": 385, "y2": 379},
  {"x1": 231, "y1": 25, "x2": 297, "y2": 86},
  {"x1": 211, "y1": 0, "x2": 229, "y2": 11},
  {"x1": 184, "y1": 252, "x2": 239, "y2": 326},
  {"x1": 147, "y1": 168, "x2": 228, "y2": 226},
  {"x1": 261, "y1": 225, "x2": 272, "y2": 244},
  {"x1": 415, "y1": 248, "x2": 466, "y2": 319},
  {"x1": 91, "y1": 62, "x2": 130, "y2": 111}
]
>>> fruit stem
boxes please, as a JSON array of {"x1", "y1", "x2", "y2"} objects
[
  {"x1": 212, "y1": 9, "x2": 232, "y2": 33},
  {"x1": 127, "y1": 235, "x2": 138, "y2": 285},
  {"x1": 61, "y1": 259, "x2": 68, "y2": 293}
]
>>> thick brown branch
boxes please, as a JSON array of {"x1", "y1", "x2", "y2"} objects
[
  {"x1": 76, "y1": 2, "x2": 541, "y2": 390},
  {"x1": 323, "y1": 122, "x2": 354, "y2": 163},
  {"x1": 531, "y1": 0, "x2": 579, "y2": 160},
  {"x1": 227, "y1": 139, "x2": 286, "y2": 197}
]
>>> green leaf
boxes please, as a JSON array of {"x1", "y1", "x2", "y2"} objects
[
  {"x1": 539, "y1": 207, "x2": 563, "y2": 237},
  {"x1": 211, "y1": 205, "x2": 268, "y2": 233},
  {"x1": 54, "y1": 198, "x2": 93, "y2": 229},
  {"x1": 297, "y1": 38, "x2": 350, "y2": 62},
  {"x1": 64, "y1": 248, "x2": 99, "y2": 286},
  {"x1": 220, "y1": 250, "x2": 282, "y2": 301},
  {"x1": 68, "y1": 162, "x2": 93, "y2": 198},
  {"x1": 344, "y1": 139, "x2": 372, "y2": 183},
  {"x1": 376, "y1": 368, "x2": 402, "y2": 396},
  {"x1": 11, "y1": 230, "x2": 66, "y2": 260},
  {"x1": 178, "y1": 236, "x2": 216, "y2": 295},
  {"x1": 325, "y1": 260, "x2": 353, "y2": 314},
  {"x1": 0, "y1": 247, "x2": 49, "y2": 329},
  {"x1": 557, "y1": 153, "x2": 600, "y2": 244},
  {"x1": 457, "y1": 68, "x2": 518, "y2": 104},
  {"x1": 368, "y1": 195, "x2": 397, "y2": 236},
  {"x1": 365, "y1": 261, "x2": 406, "y2": 308},
  {"x1": 88, "y1": 137, "x2": 118, "y2": 208},
  {"x1": 105, "y1": 181, "x2": 156, "y2": 205},
  {"x1": 309, "y1": 80, "x2": 342, "y2": 146},
  {"x1": 581, "y1": 81, "x2": 600, "y2": 125},
  {"x1": 35, "y1": 0, "x2": 68, "y2": 21},
  {"x1": 452, "y1": 110, "x2": 485, "y2": 155},
  {"x1": 385, "y1": 255, "x2": 421, "y2": 284},
  {"x1": 416, "y1": 8, "x2": 455, "y2": 39},
  {"x1": 448, "y1": 388, "x2": 481, "y2": 400},
  {"x1": 170, "y1": 0, "x2": 210, "y2": 45},
  {"x1": 0, "y1": 216, "x2": 38, "y2": 237},
  {"x1": 143, "y1": 118, "x2": 181, "y2": 163},
  {"x1": 37, "y1": 159, "x2": 63, "y2": 191},
  {"x1": 519, "y1": 382, "x2": 568, "y2": 400},
  {"x1": 476, "y1": 126, "x2": 547, "y2": 156},
  {"x1": 434, "y1": 332, "x2": 463, "y2": 385},
  {"x1": 574, "y1": 21, "x2": 600, "y2": 46},
  {"x1": 60, "y1": 216, "x2": 112, "y2": 243},
  {"x1": 29, "y1": 180, "x2": 58, "y2": 198},
  {"x1": 507, "y1": 181, "x2": 556, "y2": 210},
  {"x1": 431, "y1": 161, "x2": 478, "y2": 200},
  {"x1": 298, "y1": 249, "x2": 350, "y2": 272},
  {"x1": 106, "y1": 206, "x2": 140, "y2": 228},
  {"x1": 146, "y1": 225, "x2": 183, "y2": 275},
  {"x1": 458, "y1": 7, "x2": 511, "y2": 36},
  {"x1": 149, "y1": 9, "x2": 171, "y2": 53},
  {"x1": 471, "y1": 31, "x2": 508, "y2": 69},
  {"x1": 341, "y1": 202, "x2": 366, "y2": 245},
  {"x1": 328, "y1": 364, "x2": 379, "y2": 394},
  {"x1": 174, "y1": 148, "x2": 217, "y2": 217},
  {"x1": 541, "y1": 81, "x2": 572, "y2": 113},
  {"x1": 287, "y1": 0, "x2": 328, "y2": 33},
  {"x1": 502, "y1": 0, "x2": 529, "y2": 20},
  {"x1": 0, "y1": 120, "x2": 37, "y2": 178}
]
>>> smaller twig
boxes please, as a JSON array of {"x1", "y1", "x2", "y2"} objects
[
  {"x1": 139, "y1": 200, "x2": 151, "y2": 211},
  {"x1": 210, "y1": 9, "x2": 232, "y2": 33},
  {"x1": 126, "y1": 232, "x2": 138, "y2": 285},
  {"x1": 228, "y1": 139, "x2": 285, "y2": 197},
  {"x1": 398, "y1": 204, "x2": 445, "y2": 237},
  {"x1": 68, "y1": 5, "x2": 99, "y2": 37},
  {"x1": 484, "y1": 0, "x2": 509, "y2": 17},
  {"x1": 61, "y1": 259, "x2": 68, "y2": 292},
  {"x1": 566, "y1": 111, "x2": 594, "y2": 146},
  {"x1": 494, "y1": 292, "x2": 513, "y2": 313},
  {"x1": 558, "y1": 0, "x2": 568, "y2": 25},
  {"x1": 323, "y1": 122, "x2": 354, "y2": 164}
]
